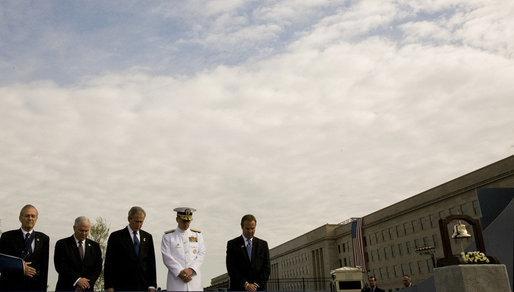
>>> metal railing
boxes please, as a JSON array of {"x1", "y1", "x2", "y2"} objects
[{"x1": 206, "y1": 277, "x2": 332, "y2": 292}]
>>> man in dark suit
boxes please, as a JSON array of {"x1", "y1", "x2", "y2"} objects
[
  {"x1": 0, "y1": 204, "x2": 49, "y2": 291},
  {"x1": 54, "y1": 216, "x2": 102, "y2": 291},
  {"x1": 362, "y1": 276, "x2": 385, "y2": 292},
  {"x1": 226, "y1": 214, "x2": 270, "y2": 291},
  {"x1": 104, "y1": 206, "x2": 157, "y2": 292}
]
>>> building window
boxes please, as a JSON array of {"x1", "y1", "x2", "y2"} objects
[
  {"x1": 343, "y1": 258, "x2": 347, "y2": 266},
  {"x1": 439, "y1": 210, "x2": 448, "y2": 220},
  {"x1": 423, "y1": 237, "x2": 430, "y2": 247},
  {"x1": 371, "y1": 250, "x2": 376, "y2": 262},
  {"x1": 460, "y1": 203, "x2": 468, "y2": 215},
  {"x1": 396, "y1": 225, "x2": 403, "y2": 237},
  {"x1": 472, "y1": 200, "x2": 481, "y2": 216},
  {"x1": 378, "y1": 249, "x2": 383, "y2": 261},
  {"x1": 375, "y1": 232, "x2": 380, "y2": 243},
  {"x1": 420, "y1": 217, "x2": 428, "y2": 230},
  {"x1": 379, "y1": 267, "x2": 386, "y2": 279},
  {"x1": 403, "y1": 222, "x2": 411, "y2": 235},
  {"x1": 383, "y1": 247, "x2": 388, "y2": 260},
  {"x1": 429, "y1": 214, "x2": 437, "y2": 228},
  {"x1": 394, "y1": 265, "x2": 400, "y2": 277},
  {"x1": 388, "y1": 228, "x2": 394, "y2": 240},
  {"x1": 412, "y1": 220, "x2": 419, "y2": 233},
  {"x1": 432, "y1": 234, "x2": 440, "y2": 248},
  {"x1": 382, "y1": 230, "x2": 388, "y2": 242},
  {"x1": 339, "y1": 259, "x2": 342, "y2": 267},
  {"x1": 368, "y1": 235, "x2": 373, "y2": 246},
  {"x1": 414, "y1": 239, "x2": 421, "y2": 248},
  {"x1": 401, "y1": 264, "x2": 408, "y2": 276},
  {"x1": 409, "y1": 262, "x2": 416, "y2": 275},
  {"x1": 342, "y1": 243, "x2": 346, "y2": 253},
  {"x1": 391, "y1": 245, "x2": 396, "y2": 258},
  {"x1": 427, "y1": 259, "x2": 434, "y2": 272},
  {"x1": 417, "y1": 260, "x2": 426, "y2": 274},
  {"x1": 406, "y1": 241, "x2": 412, "y2": 254},
  {"x1": 398, "y1": 243, "x2": 404, "y2": 256},
  {"x1": 449, "y1": 207, "x2": 458, "y2": 215}
]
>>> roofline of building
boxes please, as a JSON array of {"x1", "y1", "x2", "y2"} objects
[
  {"x1": 363, "y1": 155, "x2": 514, "y2": 227},
  {"x1": 270, "y1": 223, "x2": 341, "y2": 258}
]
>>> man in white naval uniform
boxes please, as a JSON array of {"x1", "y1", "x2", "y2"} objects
[{"x1": 161, "y1": 207, "x2": 206, "y2": 291}]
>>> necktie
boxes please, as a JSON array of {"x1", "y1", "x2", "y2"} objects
[
  {"x1": 78, "y1": 241, "x2": 84, "y2": 260},
  {"x1": 25, "y1": 233, "x2": 31, "y2": 247},
  {"x1": 22, "y1": 233, "x2": 32, "y2": 259},
  {"x1": 246, "y1": 239, "x2": 252, "y2": 261},
  {"x1": 133, "y1": 231, "x2": 140, "y2": 256}
]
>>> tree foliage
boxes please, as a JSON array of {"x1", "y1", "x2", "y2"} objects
[{"x1": 89, "y1": 217, "x2": 110, "y2": 291}]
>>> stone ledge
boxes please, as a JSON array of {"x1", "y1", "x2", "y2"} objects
[{"x1": 434, "y1": 264, "x2": 511, "y2": 292}]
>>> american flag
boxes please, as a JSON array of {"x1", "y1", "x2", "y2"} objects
[{"x1": 351, "y1": 218, "x2": 366, "y2": 271}]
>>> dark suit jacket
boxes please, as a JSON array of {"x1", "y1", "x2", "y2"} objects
[
  {"x1": 54, "y1": 236, "x2": 102, "y2": 291},
  {"x1": 226, "y1": 236, "x2": 270, "y2": 291},
  {"x1": 104, "y1": 227, "x2": 156, "y2": 291},
  {"x1": 0, "y1": 229, "x2": 49, "y2": 291},
  {"x1": 362, "y1": 287, "x2": 385, "y2": 292}
]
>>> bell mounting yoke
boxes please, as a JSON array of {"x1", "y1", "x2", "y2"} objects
[{"x1": 437, "y1": 214, "x2": 488, "y2": 267}]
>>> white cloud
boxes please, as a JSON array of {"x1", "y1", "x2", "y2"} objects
[
  {"x1": 454, "y1": 0, "x2": 514, "y2": 57},
  {"x1": 399, "y1": 21, "x2": 451, "y2": 43}
]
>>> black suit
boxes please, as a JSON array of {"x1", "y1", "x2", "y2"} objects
[
  {"x1": 362, "y1": 287, "x2": 385, "y2": 292},
  {"x1": 226, "y1": 236, "x2": 270, "y2": 291},
  {"x1": 104, "y1": 227, "x2": 157, "y2": 291},
  {"x1": 54, "y1": 236, "x2": 102, "y2": 291},
  {"x1": 0, "y1": 229, "x2": 49, "y2": 291}
]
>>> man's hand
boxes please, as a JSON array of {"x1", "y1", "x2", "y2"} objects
[
  {"x1": 76, "y1": 277, "x2": 90, "y2": 290},
  {"x1": 23, "y1": 262, "x2": 36, "y2": 277},
  {"x1": 178, "y1": 268, "x2": 194, "y2": 283},
  {"x1": 244, "y1": 282, "x2": 258, "y2": 291}
]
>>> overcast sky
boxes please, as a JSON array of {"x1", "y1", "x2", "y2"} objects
[{"x1": 1, "y1": 0, "x2": 513, "y2": 289}]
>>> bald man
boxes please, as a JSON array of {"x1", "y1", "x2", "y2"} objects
[{"x1": 0, "y1": 204, "x2": 49, "y2": 291}]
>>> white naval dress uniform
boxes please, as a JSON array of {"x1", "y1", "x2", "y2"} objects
[{"x1": 161, "y1": 227, "x2": 206, "y2": 291}]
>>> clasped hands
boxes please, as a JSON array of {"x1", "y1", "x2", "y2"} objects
[
  {"x1": 178, "y1": 268, "x2": 194, "y2": 283},
  {"x1": 244, "y1": 282, "x2": 258, "y2": 291},
  {"x1": 74, "y1": 277, "x2": 91, "y2": 291}
]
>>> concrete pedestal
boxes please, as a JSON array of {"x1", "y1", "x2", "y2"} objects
[{"x1": 434, "y1": 264, "x2": 511, "y2": 292}]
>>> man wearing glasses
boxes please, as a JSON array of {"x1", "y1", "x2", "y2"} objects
[{"x1": 0, "y1": 204, "x2": 49, "y2": 291}]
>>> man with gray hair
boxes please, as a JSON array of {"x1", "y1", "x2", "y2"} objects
[
  {"x1": 0, "y1": 204, "x2": 49, "y2": 291},
  {"x1": 54, "y1": 216, "x2": 102, "y2": 291}
]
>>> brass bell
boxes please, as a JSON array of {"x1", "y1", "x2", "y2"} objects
[{"x1": 451, "y1": 221, "x2": 472, "y2": 238}]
